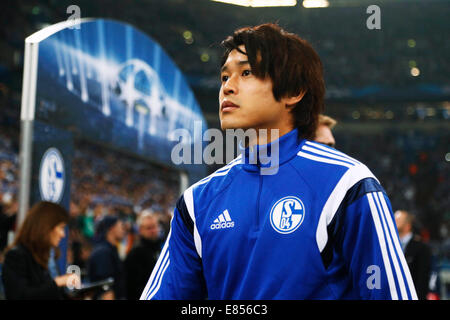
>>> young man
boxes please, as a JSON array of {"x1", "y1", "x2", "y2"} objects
[{"x1": 141, "y1": 23, "x2": 417, "y2": 300}]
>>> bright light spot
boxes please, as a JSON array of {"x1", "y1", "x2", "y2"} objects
[
  {"x1": 426, "y1": 107, "x2": 436, "y2": 117},
  {"x1": 445, "y1": 153, "x2": 450, "y2": 162},
  {"x1": 32, "y1": 6, "x2": 41, "y2": 15},
  {"x1": 250, "y1": 0, "x2": 296, "y2": 6},
  {"x1": 212, "y1": 0, "x2": 297, "y2": 6},
  {"x1": 200, "y1": 53, "x2": 210, "y2": 62},
  {"x1": 183, "y1": 31, "x2": 192, "y2": 40},
  {"x1": 351, "y1": 110, "x2": 360, "y2": 119},
  {"x1": 410, "y1": 67, "x2": 420, "y2": 77},
  {"x1": 303, "y1": 0, "x2": 329, "y2": 8},
  {"x1": 135, "y1": 104, "x2": 149, "y2": 115},
  {"x1": 407, "y1": 39, "x2": 416, "y2": 48}
]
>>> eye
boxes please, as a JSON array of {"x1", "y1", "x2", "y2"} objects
[
  {"x1": 242, "y1": 69, "x2": 252, "y2": 77},
  {"x1": 221, "y1": 75, "x2": 229, "y2": 82}
]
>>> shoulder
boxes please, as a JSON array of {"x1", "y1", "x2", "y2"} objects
[
  {"x1": 124, "y1": 245, "x2": 140, "y2": 263},
  {"x1": 410, "y1": 237, "x2": 431, "y2": 253},
  {"x1": 294, "y1": 140, "x2": 378, "y2": 191},
  {"x1": 171, "y1": 155, "x2": 242, "y2": 236},
  {"x1": 181, "y1": 155, "x2": 243, "y2": 210},
  {"x1": 90, "y1": 242, "x2": 114, "y2": 260},
  {"x1": 194, "y1": 154, "x2": 243, "y2": 190},
  {"x1": 4, "y1": 245, "x2": 31, "y2": 262},
  {"x1": 2, "y1": 244, "x2": 36, "y2": 274}
]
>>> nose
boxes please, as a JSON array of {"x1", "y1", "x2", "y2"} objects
[{"x1": 222, "y1": 75, "x2": 238, "y2": 96}]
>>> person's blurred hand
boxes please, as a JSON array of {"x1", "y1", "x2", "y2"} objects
[
  {"x1": 54, "y1": 273, "x2": 81, "y2": 288},
  {"x1": 100, "y1": 290, "x2": 114, "y2": 300}
]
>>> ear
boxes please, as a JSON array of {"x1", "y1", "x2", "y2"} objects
[{"x1": 283, "y1": 90, "x2": 306, "y2": 108}]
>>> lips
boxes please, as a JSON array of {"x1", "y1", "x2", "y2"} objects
[{"x1": 221, "y1": 101, "x2": 240, "y2": 112}]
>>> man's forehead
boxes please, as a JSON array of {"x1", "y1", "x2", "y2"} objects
[
  {"x1": 222, "y1": 45, "x2": 248, "y2": 65},
  {"x1": 221, "y1": 59, "x2": 250, "y2": 74},
  {"x1": 232, "y1": 44, "x2": 247, "y2": 55}
]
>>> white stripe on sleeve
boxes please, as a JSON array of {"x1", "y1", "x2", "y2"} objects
[
  {"x1": 184, "y1": 186, "x2": 202, "y2": 258},
  {"x1": 367, "y1": 192, "x2": 398, "y2": 300},
  {"x1": 297, "y1": 151, "x2": 354, "y2": 168},
  {"x1": 302, "y1": 145, "x2": 359, "y2": 166},
  {"x1": 376, "y1": 192, "x2": 418, "y2": 300},
  {"x1": 373, "y1": 192, "x2": 408, "y2": 299}
]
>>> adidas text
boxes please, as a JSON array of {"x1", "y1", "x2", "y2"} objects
[{"x1": 210, "y1": 221, "x2": 235, "y2": 230}]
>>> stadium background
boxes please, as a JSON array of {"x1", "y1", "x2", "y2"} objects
[{"x1": 0, "y1": 0, "x2": 448, "y2": 299}]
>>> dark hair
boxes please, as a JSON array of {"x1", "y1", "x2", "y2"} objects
[
  {"x1": 11, "y1": 201, "x2": 69, "y2": 269},
  {"x1": 93, "y1": 215, "x2": 119, "y2": 243},
  {"x1": 220, "y1": 23, "x2": 325, "y2": 140}
]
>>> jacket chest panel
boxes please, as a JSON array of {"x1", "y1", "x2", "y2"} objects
[{"x1": 199, "y1": 173, "x2": 319, "y2": 262}]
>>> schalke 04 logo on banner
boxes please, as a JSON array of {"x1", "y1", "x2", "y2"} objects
[{"x1": 39, "y1": 147, "x2": 65, "y2": 203}]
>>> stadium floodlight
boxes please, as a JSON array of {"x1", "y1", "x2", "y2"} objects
[
  {"x1": 302, "y1": 0, "x2": 329, "y2": 8},
  {"x1": 212, "y1": 0, "x2": 297, "y2": 7}
]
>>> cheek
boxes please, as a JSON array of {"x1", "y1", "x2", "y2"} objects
[
  {"x1": 245, "y1": 82, "x2": 277, "y2": 108},
  {"x1": 248, "y1": 78, "x2": 274, "y2": 96}
]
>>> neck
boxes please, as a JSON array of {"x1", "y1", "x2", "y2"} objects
[
  {"x1": 247, "y1": 125, "x2": 294, "y2": 147},
  {"x1": 400, "y1": 231, "x2": 412, "y2": 240}
]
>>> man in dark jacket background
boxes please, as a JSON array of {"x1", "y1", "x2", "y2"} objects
[
  {"x1": 395, "y1": 209, "x2": 432, "y2": 300},
  {"x1": 124, "y1": 210, "x2": 162, "y2": 300},
  {"x1": 87, "y1": 215, "x2": 126, "y2": 300}
]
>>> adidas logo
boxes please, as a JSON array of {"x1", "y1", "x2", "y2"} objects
[{"x1": 210, "y1": 209, "x2": 235, "y2": 230}]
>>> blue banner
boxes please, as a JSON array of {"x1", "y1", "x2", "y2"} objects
[{"x1": 35, "y1": 19, "x2": 207, "y2": 176}]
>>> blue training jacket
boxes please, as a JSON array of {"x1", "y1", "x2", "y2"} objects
[{"x1": 140, "y1": 129, "x2": 417, "y2": 300}]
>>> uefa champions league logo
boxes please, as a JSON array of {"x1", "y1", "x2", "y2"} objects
[
  {"x1": 112, "y1": 59, "x2": 167, "y2": 134},
  {"x1": 270, "y1": 196, "x2": 305, "y2": 234},
  {"x1": 39, "y1": 147, "x2": 65, "y2": 203}
]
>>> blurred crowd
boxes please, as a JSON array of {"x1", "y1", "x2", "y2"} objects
[
  {"x1": 1, "y1": 1, "x2": 449, "y2": 91},
  {"x1": 335, "y1": 129, "x2": 449, "y2": 248},
  {"x1": 0, "y1": 134, "x2": 180, "y2": 299},
  {"x1": 334, "y1": 128, "x2": 450, "y2": 299},
  {"x1": 0, "y1": 86, "x2": 181, "y2": 298}
]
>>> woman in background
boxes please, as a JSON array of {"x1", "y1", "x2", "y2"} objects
[{"x1": 2, "y1": 201, "x2": 78, "y2": 299}]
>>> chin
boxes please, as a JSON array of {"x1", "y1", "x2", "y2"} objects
[
  {"x1": 220, "y1": 120, "x2": 234, "y2": 130},
  {"x1": 220, "y1": 118, "x2": 250, "y2": 131}
]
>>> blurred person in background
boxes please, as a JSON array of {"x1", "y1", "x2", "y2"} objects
[
  {"x1": 1, "y1": 201, "x2": 80, "y2": 300},
  {"x1": 395, "y1": 209, "x2": 432, "y2": 300},
  {"x1": 124, "y1": 210, "x2": 162, "y2": 300},
  {"x1": 314, "y1": 114, "x2": 337, "y2": 148},
  {"x1": 87, "y1": 215, "x2": 126, "y2": 300},
  {"x1": 0, "y1": 193, "x2": 17, "y2": 254}
]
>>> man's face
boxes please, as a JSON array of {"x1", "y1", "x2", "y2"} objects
[
  {"x1": 110, "y1": 220, "x2": 126, "y2": 242},
  {"x1": 395, "y1": 211, "x2": 409, "y2": 235},
  {"x1": 314, "y1": 124, "x2": 336, "y2": 148},
  {"x1": 139, "y1": 216, "x2": 160, "y2": 241},
  {"x1": 219, "y1": 45, "x2": 292, "y2": 134}
]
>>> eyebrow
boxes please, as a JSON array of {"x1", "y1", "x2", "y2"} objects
[{"x1": 220, "y1": 60, "x2": 250, "y2": 73}]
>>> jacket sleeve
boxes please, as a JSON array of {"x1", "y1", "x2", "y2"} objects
[
  {"x1": 140, "y1": 194, "x2": 207, "y2": 300},
  {"x1": 2, "y1": 248, "x2": 62, "y2": 300},
  {"x1": 334, "y1": 178, "x2": 418, "y2": 300}
]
